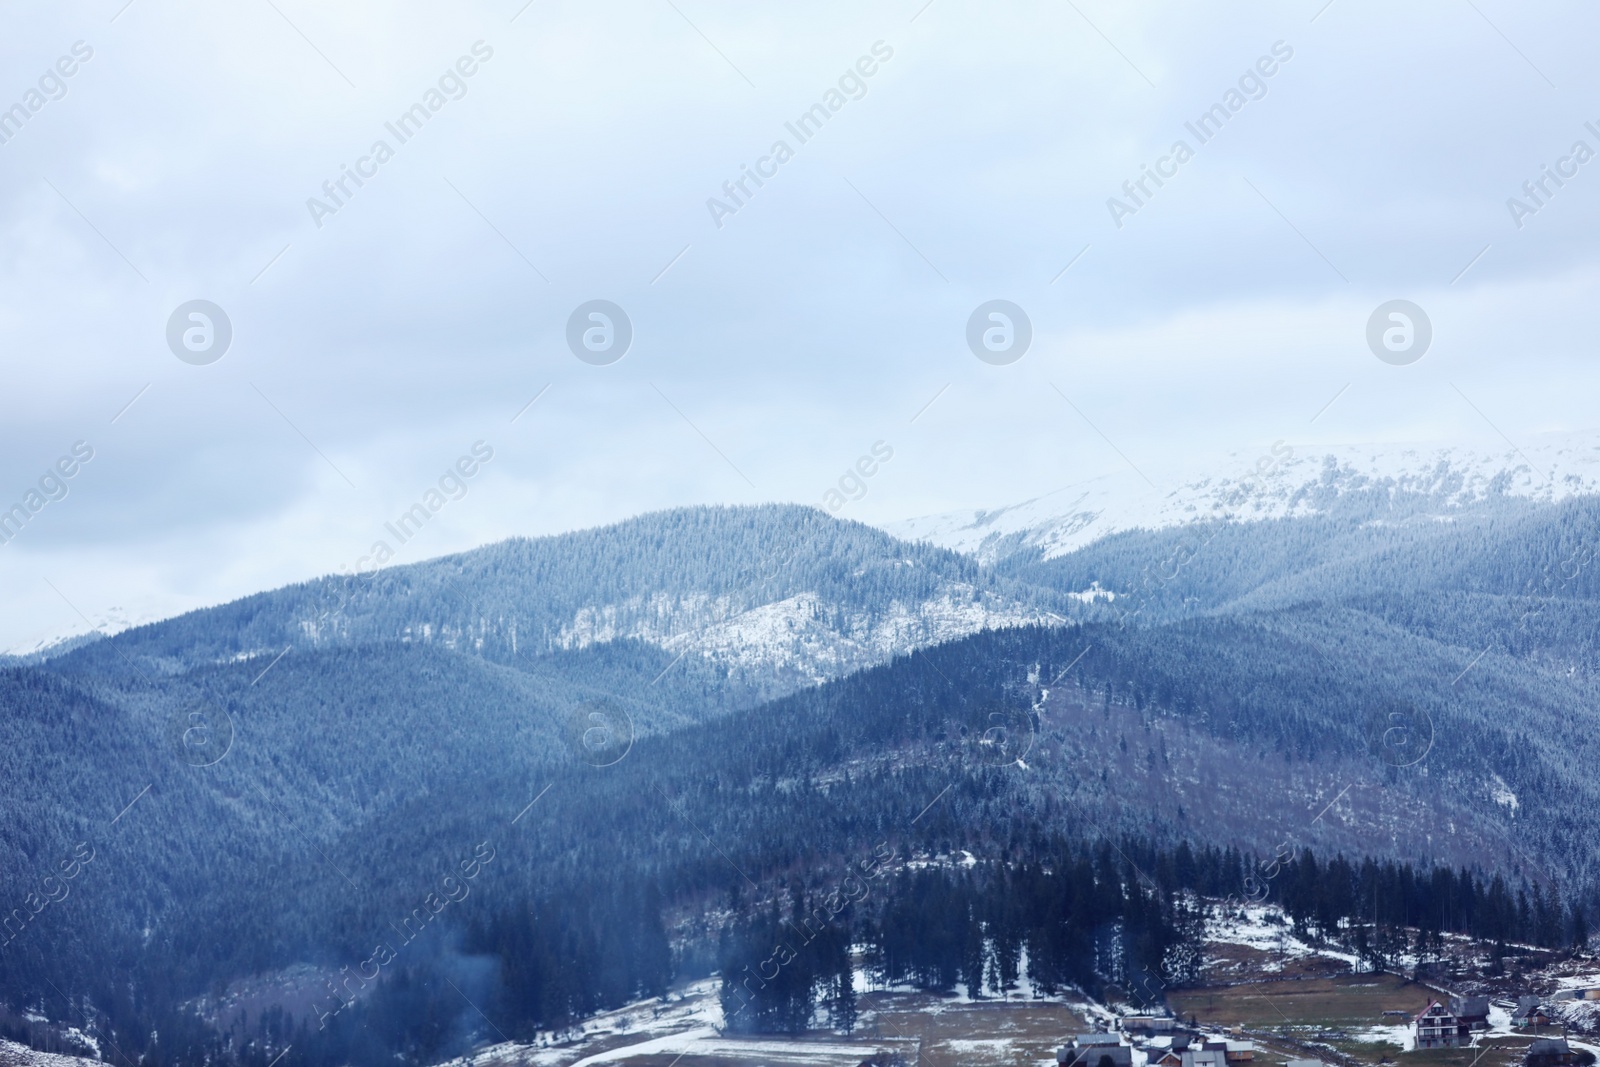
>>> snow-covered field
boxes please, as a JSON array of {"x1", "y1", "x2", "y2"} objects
[
  {"x1": 1345, "y1": 1022, "x2": 1414, "y2": 1053},
  {"x1": 443, "y1": 975, "x2": 1091, "y2": 1067},
  {"x1": 446, "y1": 980, "x2": 724, "y2": 1067},
  {"x1": 1202, "y1": 904, "x2": 1359, "y2": 972}
]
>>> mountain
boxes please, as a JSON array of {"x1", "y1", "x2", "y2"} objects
[
  {"x1": 885, "y1": 432, "x2": 1600, "y2": 564},
  {"x1": 0, "y1": 504, "x2": 1075, "y2": 1055},
  {"x1": 47, "y1": 504, "x2": 1060, "y2": 694},
  {"x1": 0, "y1": 633, "x2": 105, "y2": 669},
  {"x1": 5, "y1": 487, "x2": 1600, "y2": 1067}
]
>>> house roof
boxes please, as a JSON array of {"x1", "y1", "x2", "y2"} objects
[
  {"x1": 1528, "y1": 1039, "x2": 1571, "y2": 1055},
  {"x1": 1062, "y1": 1047, "x2": 1133, "y2": 1067},
  {"x1": 1417, "y1": 1000, "x2": 1454, "y2": 1021}
]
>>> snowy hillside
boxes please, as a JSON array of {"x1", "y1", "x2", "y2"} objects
[
  {"x1": 884, "y1": 433, "x2": 1600, "y2": 563},
  {"x1": 0, "y1": 1042, "x2": 101, "y2": 1067},
  {"x1": 559, "y1": 583, "x2": 1061, "y2": 685}
]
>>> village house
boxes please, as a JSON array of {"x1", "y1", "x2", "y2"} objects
[
  {"x1": 1515, "y1": 997, "x2": 1556, "y2": 1028},
  {"x1": 1122, "y1": 1015, "x2": 1181, "y2": 1035},
  {"x1": 1148, "y1": 1034, "x2": 1193, "y2": 1067},
  {"x1": 1416, "y1": 1001, "x2": 1464, "y2": 1049},
  {"x1": 1451, "y1": 995, "x2": 1491, "y2": 1031},
  {"x1": 1525, "y1": 1038, "x2": 1579, "y2": 1067},
  {"x1": 1059, "y1": 1035, "x2": 1133, "y2": 1067},
  {"x1": 1178, "y1": 1049, "x2": 1227, "y2": 1067}
]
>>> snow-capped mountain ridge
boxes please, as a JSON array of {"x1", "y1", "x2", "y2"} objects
[{"x1": 885, "y1": 432, "x2": 1600, "y2": 563}]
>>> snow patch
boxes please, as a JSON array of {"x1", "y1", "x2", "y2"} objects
[
  {"x1": 0, "y1": 1040, "x2": 101, "y2": 1067},
  {"x1": 1489, "y1": 774, "x2": 1520, "y2": 813},
  {"x1": 555, "y1": 583, "x2": 1061, "y2": 685},
  {"x1": 1203, "y1": 903, "x2": 1359, "y2": 969}
]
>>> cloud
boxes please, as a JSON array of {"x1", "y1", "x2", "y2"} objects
[{"x1": 0, "y1": 0, "x2": 1595, "y2": 648}]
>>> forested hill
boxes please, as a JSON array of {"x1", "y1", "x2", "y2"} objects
[
  {"x1": 1, "y1": 615, "x2": 1592, "y2": 1067},
  {"x1": 42, "y1": 504, "x2": 1060, "y2": 693}
]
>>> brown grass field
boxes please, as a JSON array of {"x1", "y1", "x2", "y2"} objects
[
  {"x1": 862, "y1": 992, "x2": 1090, "y2": 1067},
  {"x1": 1169, "y1": 971, "x2": 1560, "y2": 1067},
  {"x1": 1170, "y1": 972, "x2": 1439, "y2": 1032}
]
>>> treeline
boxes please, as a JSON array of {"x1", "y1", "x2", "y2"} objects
[
  {"x1": 714, "y1": 838, "x2": 1244, "y2": 1031},
  {"x1": 716, "y1": 837, "x2": 1595, "y2": 1033},
  {"x1": 470, "y1": 882, "x2": 673, "y2": 1035},
  {"x1": 719, "y1": 905, "x2": 858, "y2": 1035},
  {"x1": 1269, "y1": 849, "x2": 1590, "y2": 960},
  {"x1": 8, "y1": 828, "x2": 1594, "y2": 1067},
  {"x1": 240, "y1": 883, "x2": 676, "y2": 1067}
]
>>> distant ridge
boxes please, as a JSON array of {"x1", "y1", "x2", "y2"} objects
[{"x1": 882, "y1": 431, "x2": 1600, "y2": 563}]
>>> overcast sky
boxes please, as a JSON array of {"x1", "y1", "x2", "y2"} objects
[{"x1": 2, "y1": 0, "x2": 1597, "y2": 650}]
